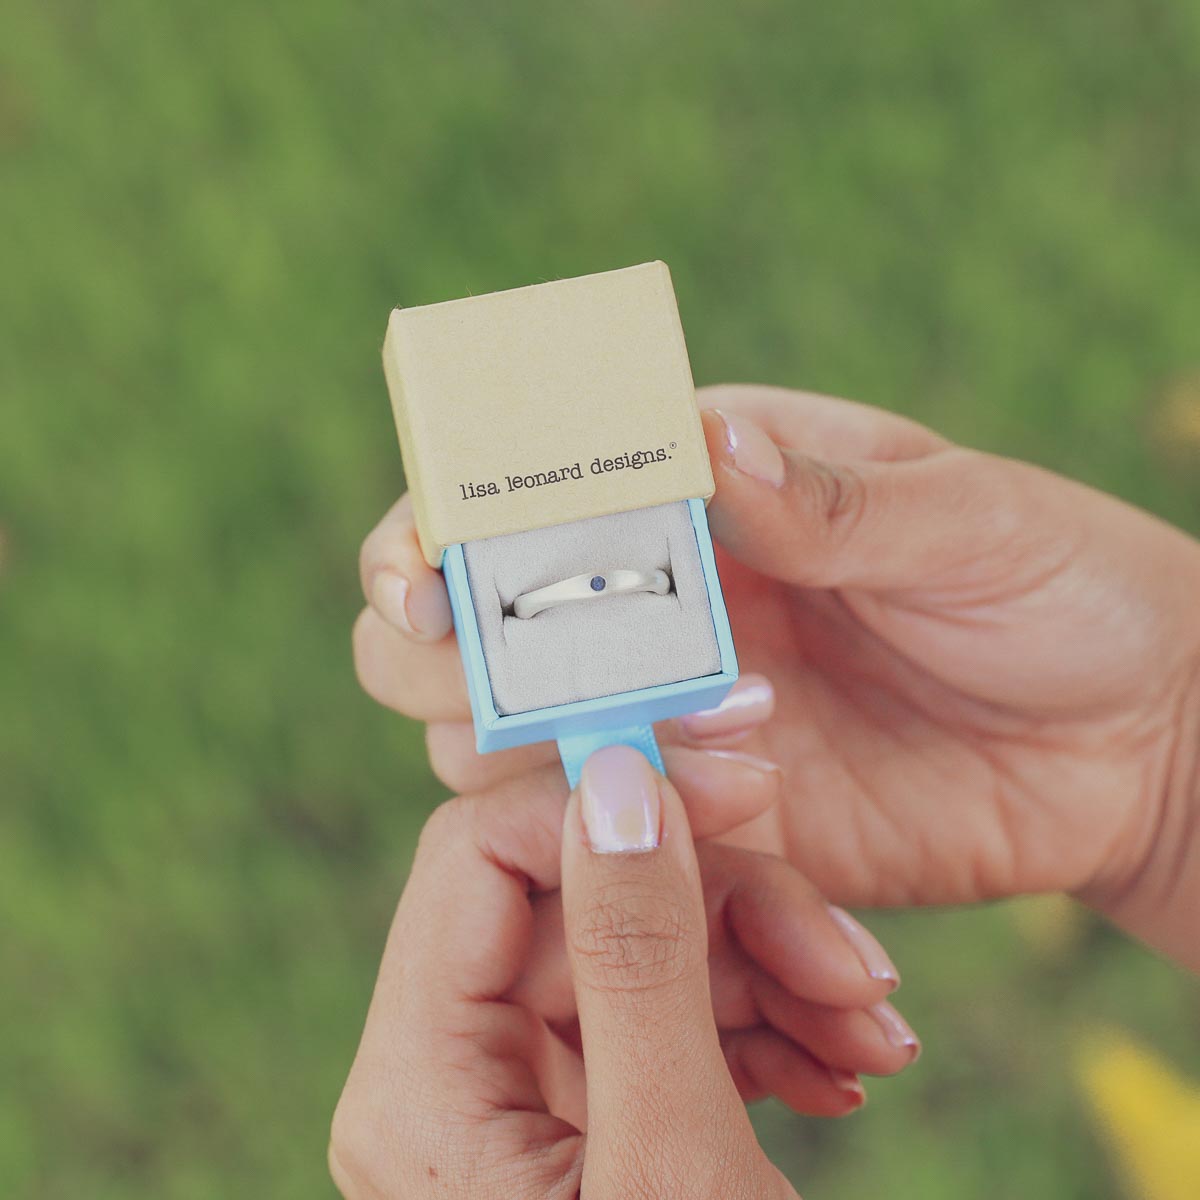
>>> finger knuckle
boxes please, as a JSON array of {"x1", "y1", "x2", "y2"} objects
[
  {"x1": 570, "y1": 881, "x2": 698, "y2": 993},
  {"x1": 945, "y1": 450, "x2": 1048, "y2": 573},
  {"x1": 418, "y1": 794, "x2": 477, "y2": 856},
  {"x1": 352, "y1": 609, "x2": 420, "y2": 717},
  {"x1": 971, "y1": 453, "x2": 1036, "y2": 544},
  {"x1": 351, "y1": 609, "x2": 392, "y2": 706},
  {"x1": 334, "y1": 1085, "x2": 577, "y2": 1200},
  {"x1": 803, "y1": 457, "x2": 868, "y2": 545},
  {"x1": 329, "y1": 1090, "x2": 395, "y2": 1199},
  {"x1": 357, "y1": 539, "x2": 376, "y2": 604},
  {"x1": 330, "y1": 1090, "x2": 462, "y2": 1200},
  {"x1": 427, "y1": 753, "x2": 475, "y2": 796},
  {"x1": 424, "y1": 728, "x2": 481, "y2": 794}
]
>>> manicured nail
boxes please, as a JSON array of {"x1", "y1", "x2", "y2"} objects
[
  {"x1": 699, "y1": 749, "x2": 782, "y2": 777},
  {"x1": 829, "y1": 1067, "x2": 867, "y2": 1106},
  {"x1": 371, "y1": 571, "x2": 415, "y2": 636},
  {"x1": 714, "y1": 409, "x2": 786, "y2": 487},
  {"x1": 580, "y1": 746, "x2": 662, "y2": 854},
  {"x1": 868, "y1": 1001, "x2": 921, "y2": 1060},
  {"x1": 679, "y1": 674, "x2": 776, "y2": 741},
  {"x1": 826, "y1": 905, "x2": 900, "y2": 990}
]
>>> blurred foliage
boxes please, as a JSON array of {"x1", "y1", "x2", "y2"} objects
[{"x1": 2, "y1": 1, "x2": 1199, "y2": 1196}]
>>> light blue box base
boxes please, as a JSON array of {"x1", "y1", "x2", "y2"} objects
[{"x1": 443, "y1": 498, "x2": 739, "y2": 755}]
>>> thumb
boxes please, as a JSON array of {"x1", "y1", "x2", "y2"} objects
[
  {"x1": 702, "y1": 406, "x2": 1018, "y2": 592},
  {"x1": 561, "y1": 746, "x2": 768, "y2": 1194}
]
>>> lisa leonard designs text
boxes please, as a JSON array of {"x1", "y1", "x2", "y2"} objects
[{"x1": 457, "y1": 445, "x2": 674, "y2": 500}]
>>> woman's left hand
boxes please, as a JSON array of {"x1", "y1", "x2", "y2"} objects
[{"x1": 330, "y1": 748, "x2": 917, "y2": 1198}]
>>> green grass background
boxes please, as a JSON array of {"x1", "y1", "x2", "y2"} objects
[{"x1": 3, "y1": 1, "x2": 1199, "y2": 1196}]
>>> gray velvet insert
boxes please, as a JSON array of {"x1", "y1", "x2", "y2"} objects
[{"x1": 463, "y1": 502, "x2": 721, "y2": 715}]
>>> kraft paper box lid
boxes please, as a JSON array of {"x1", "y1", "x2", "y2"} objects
[{"x1": 382, "y1": 261, "x2": 715, "y2": 566}]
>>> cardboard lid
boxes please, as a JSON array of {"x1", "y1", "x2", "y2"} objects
[{"x1": 382, "y1": 261, "x2": 714, "y2": 565}]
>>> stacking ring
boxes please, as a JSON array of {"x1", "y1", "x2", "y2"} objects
[{"x1": 511, "y1": 569, "x2": 671, "y2": 619}]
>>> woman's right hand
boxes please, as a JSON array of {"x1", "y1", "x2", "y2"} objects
[{"x1": 354, "y1": 385, "x2": 1200, "y2": 968}]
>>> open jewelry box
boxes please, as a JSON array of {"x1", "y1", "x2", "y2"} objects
[
  {"x1": 445, "y1": 498, "x2": 737, "y2": 758},
  {"x1": 381, "y1": 262, "x2": 738, "y2": 780}
]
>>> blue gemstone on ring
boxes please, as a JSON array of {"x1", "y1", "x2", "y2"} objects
[{"x1": 590, "y1": 575, "x2": 606, "y2": 592}]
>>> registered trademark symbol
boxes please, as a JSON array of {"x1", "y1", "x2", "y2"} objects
[{"x1": 669, "y1": 441, "x2": 677, "y2": 449}]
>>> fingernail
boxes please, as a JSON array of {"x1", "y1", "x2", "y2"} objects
[
  {"x1": 699, "y1": 749, "x2": 782, "y2": 777},
  {"x1": 371, "y1": 571, "x2": 415, "y2": 636},
  {"x1": 714, "y1": 409, "x2": 786, "y2": 488},
  {"x1": 580, "y1": 746, "x2": 662, "y2": 854},
  {"x1": 679, "y1": 674, "x2": 776, "y2": 741},
  {"x1": 827, "y1": 905, "x2": 900, "y2": 990},
  {"x1": 868, "y1": 1001, "x2": 921, "y2": 1060},
  {"x1": 829, "y1": 1067, "x2": 867, "y2": 1106}
]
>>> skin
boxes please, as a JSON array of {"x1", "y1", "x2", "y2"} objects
[
  {"x1": 331, "y1": 756, "x2": 863, "y2": 1198},
  {"x1": 337, "y1": 384, "x2": 1200, "y2": 1195}
]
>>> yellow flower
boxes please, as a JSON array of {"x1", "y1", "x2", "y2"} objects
[
  {"x1": 1009, "y1": 893, "x2": 1085, "y2": 959},
  {"x1": 1076, "y1": 1026, "x2": 1200, "y2": 1200},
  {"x1": 1150, "y1": 373, "x2": 1200, "y2": 460}
]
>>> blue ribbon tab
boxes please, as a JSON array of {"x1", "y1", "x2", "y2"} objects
[{"x1": 556, "y1": 724, "x2": 665, "y2": 789}]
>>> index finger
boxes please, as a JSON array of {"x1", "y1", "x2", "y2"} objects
[
  {"x1": 698, "y1": 383, "x2": 945, "y2": 462},
  {"x1": 331, "y1": 768, "x2": 585, "y2": 1196}
]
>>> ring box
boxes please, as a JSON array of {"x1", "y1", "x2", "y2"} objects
[{"x1": 381, "y1": 263, "x2": 738, "y2": 756}]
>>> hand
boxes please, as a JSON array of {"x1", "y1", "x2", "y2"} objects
[
  {"x1": 355, "y1": 385, "x2": 1200, "y2": 967},
  {"x1": 693, "y1": 385, "x2": 1200, "y2": 966},
  {"x1": 330, "y1": 748, "x2": 906, "y2": 1198}
]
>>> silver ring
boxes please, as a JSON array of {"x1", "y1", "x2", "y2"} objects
[{"x1": 511, "y1": 569, "x2": 671, "y2": 619}]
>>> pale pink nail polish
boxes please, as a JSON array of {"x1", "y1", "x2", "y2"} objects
[
  {"x1": 868, "y1": 1001, "x2": 921, "y2": 1060},
  {"x1": 404, "y1": 577, "x2": 453, "y2": 640},
  {"x1": 714, "y1": 409, "x2": 786, "y2": 487},
  {"x1": 580, "y1": 746, "x2": 661, "y2": 854},
  {"x1": 829, "y1": 1067, "x2": 867, "y2": 1105},
  {"x1": 700, "y1": 749, "x2": 782, "y2": 777},
  {"x1": 372, "y1": 571, "x2": 415, "y2": 636},
  {"x1": 827, "y1": 905, "x2": 901, "y2": 990},
  {"x1": 679, "y1": 674, "x2": 776, "y2": 741}
]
